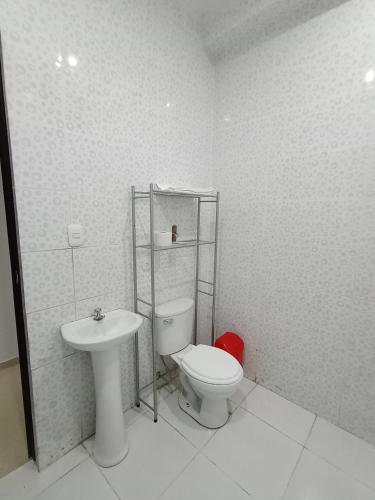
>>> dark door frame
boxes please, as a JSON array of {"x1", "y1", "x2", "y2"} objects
[{"x1": 0, "y1": 34, "x2": 35, "y2": 460}]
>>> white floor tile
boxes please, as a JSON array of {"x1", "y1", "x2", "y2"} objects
[
  {"x1": 204, "y1": 407, "x2": 302, "y2": 500},
  {"x1": 242, "y1": 385, "x2": 315, "y2": 444},
  {"x1": 283, "y1": 450, "x2": 375, "y2": 500},
  {"x1": 229, "y1": 377, "x2": 256, "y2": 409},
  {"x1": 160, "y1": 453, "x2": 249, "y2": 500},
  {"x1": 306, "y1": 417, "x2": 375, "y2": 491},
  {"x1": 0, "y1": 446, "x2": 88, "y2": 500},
  {"x1": 4, "y1": 388, "x2": 375, "y2": 500},
  {"x1": 34, "y1": 459, "x2": 118, "y2": 500},
  {"x1": 158, "y1": 392, "x2": 217, "y2": 449},
  {"x1": 140, "y1": 381, "x2": 178, "y2": 407},
  {"x1": 124, "y1": 405, "x2": 147, "y2": 427},
  {"x1": 100, "y1": 411, "x2": 196, "y2": 500}
]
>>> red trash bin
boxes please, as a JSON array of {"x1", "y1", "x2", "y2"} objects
[{"x1": 215, "y1": 332, "x2": 244, "y2": 366}]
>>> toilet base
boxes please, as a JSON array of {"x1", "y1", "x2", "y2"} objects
[{"x1": 178, "y1": 391, "x2": 230, "y2": 429}]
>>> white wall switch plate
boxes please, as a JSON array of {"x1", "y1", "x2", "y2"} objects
[{"x1": 68, "y1": 224, "x2": 84, "y2": 247}]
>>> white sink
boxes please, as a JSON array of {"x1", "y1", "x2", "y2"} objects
[
  {"x1": 61, "y1": 309, "x2": 143, "y2": 468},
  {"x1": 61, "y1": 309, "x2": 142, "y2": 351}
]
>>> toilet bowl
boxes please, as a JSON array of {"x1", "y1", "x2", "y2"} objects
[
  {"x1": 155, "y1": 298, "x2": 243, "y2": 429},
  {"x1": 171, "y1": 344, "x2": 243, "y2": 428}
]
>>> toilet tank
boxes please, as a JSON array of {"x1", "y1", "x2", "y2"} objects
[{"x1": 155, "y1": 297, "x2": 194, "y2": 355}]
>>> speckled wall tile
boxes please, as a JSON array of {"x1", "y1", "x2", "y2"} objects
[
  {"x1": 27, "y1": 303, "x2": 76, "y2": 370},
  {"x1": 79, "y1": 351, "x2": 96, "y2": 440},
  {"x1": 73, "y1": 245, "x2": 128, "y2": 301},
  {"x1": 75, "y1": 291, "x2": 130, "y2": 321},
  {"x1": 215, "y1": 0, "x2": 375, "y2": 445},
  {"x1": 17, "y1": 188, "x2": 70, "y2": 252},
  {"x1": 0, "y1": 0, "x2": 215, "y2": 468},
  {"x1": 4, "y1": 0, "x2": 374, "y2": 470},
  {"x1": 32, "y1": 354, "x2": 82, "y2": 469},
  {"x1": 22, "y1": 250, "x2": 75, "y2": 313}
]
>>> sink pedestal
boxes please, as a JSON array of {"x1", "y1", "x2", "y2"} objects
[
  {"x1": 91, "y1": 348, "x2": 128, "y2": 467},
  {"x1": 61, "y1": 309, "x2": 143, "y2": 467}
]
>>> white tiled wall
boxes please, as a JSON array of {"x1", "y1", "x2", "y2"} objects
[
  {"x1": 215, "y1": 0, "x2": 375, "y2": 445},
  {"x1": 2, "y1": 0, "x2": 374, "y2": 470},
  {"x1": 0, "y1": 0, "x2": 214, "y2": 468},
  {"x1": 198, "y1": 0, "x2": 349, "y2": 63}
]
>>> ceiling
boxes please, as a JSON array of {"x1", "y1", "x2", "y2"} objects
[
  {"x1": 181, "y1": 0, "x2": 350, "y2": 63},
  {"x1": 183, "y1": 0, "x2": 252, "y2": 36}
]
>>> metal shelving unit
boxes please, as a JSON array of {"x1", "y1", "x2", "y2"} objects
[{"x1": 131, "y1": 184, "x2": 220, "y2": 423}]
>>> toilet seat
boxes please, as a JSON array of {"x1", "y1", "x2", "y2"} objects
[{"x1": 181, "y1": 344, "x2": 242, "y2": 385}]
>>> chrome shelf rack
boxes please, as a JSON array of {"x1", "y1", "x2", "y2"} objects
[{"x1": 131, "y1": 184, "x2": 220, "y2": 422}]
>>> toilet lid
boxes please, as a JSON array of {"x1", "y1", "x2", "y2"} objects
[{"x1": 181, "y1": 344, "x2": 243, "y2": 385}]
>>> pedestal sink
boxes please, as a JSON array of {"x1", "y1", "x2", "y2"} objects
[{"x1": 61, "y1": 309, "x2": 142, "y2": 467}]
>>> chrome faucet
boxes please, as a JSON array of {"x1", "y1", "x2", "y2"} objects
[{"x1": 92, "y1": 307, "x2": 105, "y2": 321}]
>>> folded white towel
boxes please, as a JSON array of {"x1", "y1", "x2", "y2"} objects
[{"x1": 154, "y1": 183, "x2": 216, "y2": 195}]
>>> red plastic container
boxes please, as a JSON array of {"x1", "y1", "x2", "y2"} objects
[{"x1": 215, "y1": 332, "x2": 244, "y2": 366}]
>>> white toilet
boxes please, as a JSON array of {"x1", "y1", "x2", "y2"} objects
[{"x1": 155, "y1": 297, "x2": 243, "y2": 428}]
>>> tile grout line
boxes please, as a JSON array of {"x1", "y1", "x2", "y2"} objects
[
  {"x1": 230, "y1": 381, "x2": 258, "y2": 409},
  {"x1": 285, "y1": 412, "x2": 375, "y2": 497},
  {"x1": 311, "y1": 416, "x2": 375, "y2": 451},
  {"x1": 91, "y1": 459, "x2": 122, "y2": 500},
  {"x1": 305, "y1": 446, "x2": 375, "y2": 494},
  {"x1": 199, "y1": 448, "x2": 252, "y2": 497},
  {"x1": 156, "y1": 382, "x2": 257, "y2": 453},
  {"x1": 31, "y1": 350, "x2": 79, "y2": 372},
  {"x1": 191, "y1": 395, "x2": 256, "y2": 497},
  {"x1": 90, "y1": 397, "x2": 201, "y2": 500},
  {"x1": 68, "y1": 405, "x2": 148, "y2": 463},
  {"x1": 27, "y1": 384, "x2": 375, "y2": 499},
  {"x1": 26, "y1": 300, "x2": 76, "y2": 316},
  {"x1": 279, "y1": 445, "x2": 305, "y2": 500},
  {"x1": 197, "y1": 387, "x2": 316, "y2": 499},
  {"x1": 238, "y1": 403, "x2": 315, "y2": 446},
  {"x1": 304, "y1": 415, "x2": 375, "y2": 493},
  {"x1": 156, "y1": 411, "x2": 208, "y2": 451},
  {"x1": 156, "y1": 449, "x2": 200, "y2": 500},
  {"x1": 30, "y1": 454, "x2": 90, "y2": 499},
  {"x1": 26, "y1": 289, "x2": 126, "y2": 316},
  {"x1": 21, "y1": 242, "x2": 125, "y2": 254},
  {"x1": 304, "y1": 414, "x2": 318, "y2": 445},
  {"x1": 80, "y1": 408, "x2": 157, "y2": 499},
  {"x1": 70, "y1": 248, "x2": 77, "y2": 317},
  {"x1": 249, "y1": 382, "x2": 317, "y2": 417}
]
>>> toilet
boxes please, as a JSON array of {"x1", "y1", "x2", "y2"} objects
[{"x1": 155, "y1": 297, "x2": 243, "y2": 428}]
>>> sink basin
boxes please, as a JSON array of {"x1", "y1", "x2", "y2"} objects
[
  {"x1": 61, "y1": 309, "x2": 143, "y2": 468},
  {"x1": 61, "y1": 309, "x2": 142, "y2": 351}
]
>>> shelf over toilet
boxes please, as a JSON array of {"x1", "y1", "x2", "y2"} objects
[
  {"x1": 131, "y1": 184, "x2": 220, "y2": 424},
  {"x1": 136, "y1": 239, "x2": 215, "y2": 251}
]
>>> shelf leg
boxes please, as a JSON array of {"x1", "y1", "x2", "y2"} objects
[
  {"x1": 194, "y1": 198, "x2": 201, "y2": 345},
  {"x1": 131, "y1": 186, "x2": 140, "y2": 407},
  {"x1": 149, "y1": 183, "x2": 158, "y2": 422},
  {"x1": 212, "y1": 192, "x2": 220, "y2": 346}
]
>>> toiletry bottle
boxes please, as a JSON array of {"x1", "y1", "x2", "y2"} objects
[{"x1": 172, "y1": 225, "x2": 177, "y2": 242}]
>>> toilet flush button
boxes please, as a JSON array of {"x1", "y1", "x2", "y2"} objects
[{"x1": 68, "y1": 224, "x2": 84, "y2": 247}]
